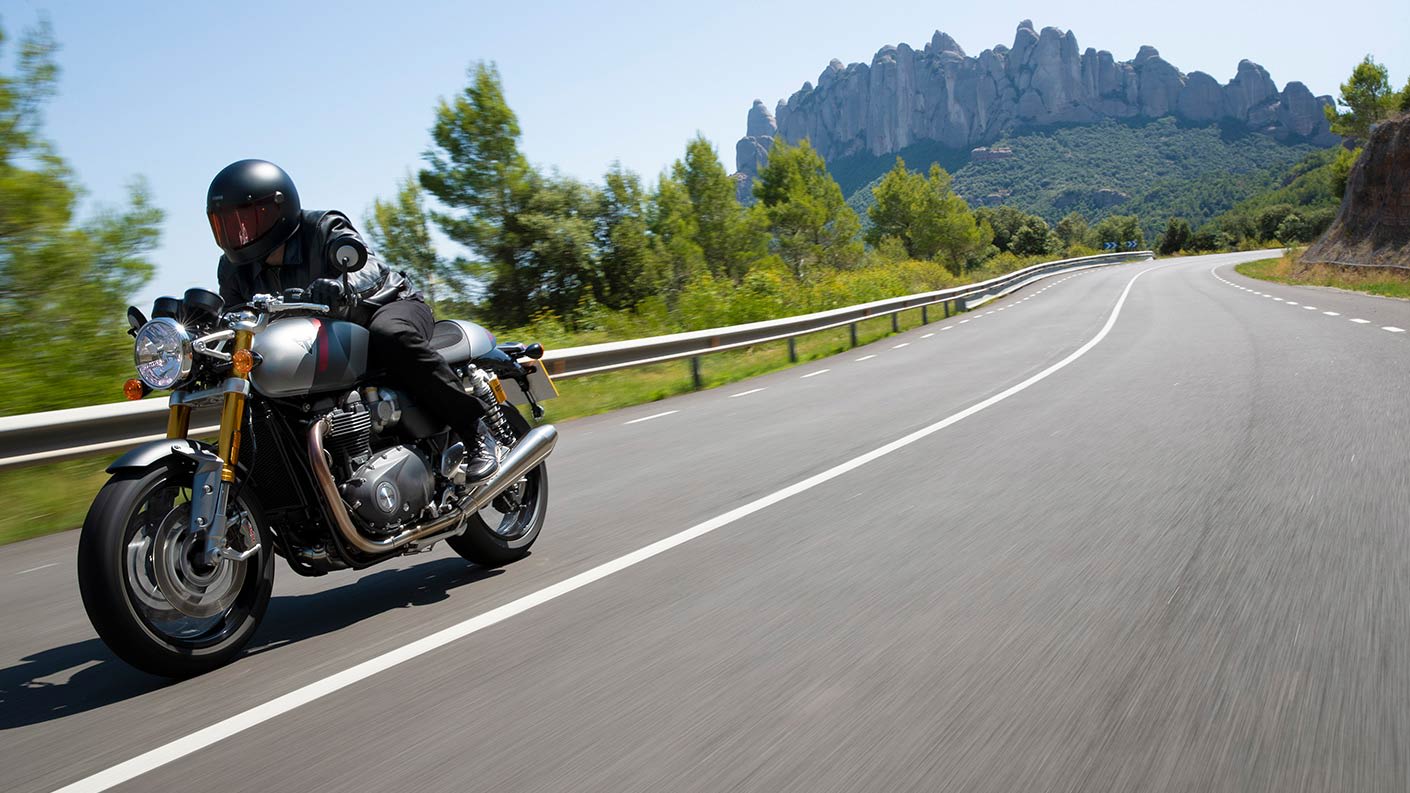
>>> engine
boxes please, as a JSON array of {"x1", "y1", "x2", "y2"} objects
[{"x1": 324, "y1": 389, "x2": 436, "y2": 535}]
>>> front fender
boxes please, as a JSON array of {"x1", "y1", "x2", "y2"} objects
[{"x1": 106, "y1": 439, "x2": 216, "y2": 473}]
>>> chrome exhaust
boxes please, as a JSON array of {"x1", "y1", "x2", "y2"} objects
[{"x1": 307, "y1": 420, "x2": 557, "y2": 556}]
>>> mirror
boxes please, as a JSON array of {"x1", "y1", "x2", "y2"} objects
[
  {"x1": 127, "y1": 305, "x2": 148, "y2": 335},
  {"x1": 326, "y1": 237, "x2": 368, "y2": 274}
]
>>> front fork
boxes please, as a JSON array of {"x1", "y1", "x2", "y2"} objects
[{"x1": 167, "y1": 328, "x2": 257, "y2": 567}]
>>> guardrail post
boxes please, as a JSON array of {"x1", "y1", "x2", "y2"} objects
[
  {"x1": 849, "y1": 323, "x2": 858, "y2": 347},
  {"x1": 891, "y1": 313, "x2": 899, "y2": 333},
  {"x1": 921, "y1": 305, "x2": 929, "y2": 325},
  {"x1": 943, "y1": 301, "x2": 950, "y2": 318},
  {"x1": 690, "y1": 357, "x2": 702, "y2": 389},
  {"x1": 787, "y1": 337, "x2": 797, "y2": 363}
]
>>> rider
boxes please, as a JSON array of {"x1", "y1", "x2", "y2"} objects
[{"x1": 207, "y1": 159, "x2": 497, "y2": 482}]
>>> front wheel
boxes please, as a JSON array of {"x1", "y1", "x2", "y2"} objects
[
  {"x1": 447, "y1": 407, "x2": 548, "y2": 567},
  {"x1": 77, "y1": 463, "x2": 274, "y2": 678}
]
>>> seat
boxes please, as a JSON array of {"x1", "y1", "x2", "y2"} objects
[{"x1": 430, "y1": 320, "x2": 496, "y2": 364}]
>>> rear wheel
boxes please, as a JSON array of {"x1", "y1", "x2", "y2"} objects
[
  {"x1": 446, "y1": 407, "x2": 548, "y2": 567},
  {"x1": 77, "y1": 463, "x2": 273, "y2": 678}
]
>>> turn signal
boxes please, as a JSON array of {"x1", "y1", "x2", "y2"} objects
[
  {"x1": 123, "y1": 379, "x2": 146, "y2": 401},
  {"x1": 232, "y1": 349, "x2": 255, "y2": 375}
]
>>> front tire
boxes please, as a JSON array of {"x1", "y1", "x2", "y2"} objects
[
  {"x1": 77, "y1": 463, "x2": 274, "y2": 678},
  {"x1": 447, "y1": 407, "x2": 548, "y2": 567}
]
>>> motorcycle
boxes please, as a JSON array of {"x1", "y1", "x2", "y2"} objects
[{"x1": 77, "y1": 239, "x2": 558, "y2": 677}]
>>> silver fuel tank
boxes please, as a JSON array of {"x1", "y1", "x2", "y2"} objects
[{"x1": 250, "y1": 317, "x2": 369, "y2": 398}]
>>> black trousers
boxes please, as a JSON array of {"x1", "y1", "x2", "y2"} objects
[{"x1": 367, "y1": 298, "x2": 484, "y2": 441}]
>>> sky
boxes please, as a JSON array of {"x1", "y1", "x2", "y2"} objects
[{"x1": 7, "y1": 0, "x2": 1408, "y2": 309}]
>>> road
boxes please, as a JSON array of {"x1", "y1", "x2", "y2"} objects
[{"x1": 4, "y1": 250, "x2": 1410, "y2": 792}]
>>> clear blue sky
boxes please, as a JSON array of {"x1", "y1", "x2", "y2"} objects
[{"x1": 7, "y1": 0, "x2": 1408, "y2": 308}]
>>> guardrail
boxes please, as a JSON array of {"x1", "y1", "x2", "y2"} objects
[{"x1": 0, "y1": 250, "x2": 1151, "y2": 470}]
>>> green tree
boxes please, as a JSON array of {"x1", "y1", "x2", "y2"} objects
[
  {"x1": 1054, "y1": 211, "x2": 1090, "y2": 251},
  {"x1": 645, "y1": 172, "x2": 707, "y2": 302},
  {"x1": 1274, "y1": 212, "x2": 1311, "y2": 243},
  {"x1": 753, "y1": 137, "x2": 863, "y2": 278},
  {"x1": 365, "y1": 176, "x2": 456, "y2": 305},
  {"x1": 1324, "y1": 55, "x2": 1395, "y2": 141},
  {"x1": 593, "y1": 163, "x2": 657, "y2": 310},
  {"x1": 1010, "y1": 216, "x2": 1057, "y2": 256},
  {"x1": 867, "y1": 159, "x2": 988, "y2": 270},
  {"x1": 1157, "y1": 218, "x2": 1192, "y2": 254},
  {"x1": 1090, "y1": 215, "x2": 1144, "y2": 250},
  {"x1": 0, "y1": 19, "x2": 163, "y2": 415},
  {"x1": 1255, "y1": 204, "x2": 1295, "y2": 241},
  {"x1": 1329, "y1": 146, "x2": 1361, "y2": 199},
  {"x1": 1399, "y1": 76, "x2": 1410, "y2": 112},
  {"x1": 973, "y1": 205, "x2": 1032, "y2": 253},
  {"x1": 672, "y1": 135, "x2": 767, "y2": 282}
]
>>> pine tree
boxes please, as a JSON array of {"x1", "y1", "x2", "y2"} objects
[{"x1": 753, "y1": 138, "x2": 862, "y2": 278}]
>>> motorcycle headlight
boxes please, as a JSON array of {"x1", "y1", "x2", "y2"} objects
[{"x1": 133, "y1": 317, "x2": 193, "y2": 390}]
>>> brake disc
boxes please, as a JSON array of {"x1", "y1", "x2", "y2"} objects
[{"x1": 151, "y1": 504, "x2": 247, "y2": 618}]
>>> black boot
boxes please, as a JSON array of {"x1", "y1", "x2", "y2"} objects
[{"x1": 462, "y1": 432, "x2": 498, "y2": 484}]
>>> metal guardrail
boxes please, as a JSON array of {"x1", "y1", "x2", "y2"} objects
[{"x1": 0, "y1": 251, "x2": 1151, "y2": 470}]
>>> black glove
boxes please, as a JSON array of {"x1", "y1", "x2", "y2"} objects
[{"x1": 307, "y1": 278, "x2": 344, "y2": 310}]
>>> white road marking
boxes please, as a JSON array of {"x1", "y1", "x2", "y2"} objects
[
  {"x1": 50, "y1": 266, "x2": 1161, "y2": 793},
  {"x1": 17, "y1": 562, "x2": 58, "y2": 575},
  {"x1": 891, "y1": 343, "x2": 910, "y2": 349},
  {"x1": 1303, "y1": 306, "x2": 1317, "y2": 310},
  {"x1": 959, "y1": 319, "x2": 970, "y2": 324},
  {"x1": 800, "y1": 369, "x2": 831, "y2": 378},
  {"x1": 1286, "y1": 301, "x2": 1299, "y2": 306},
  {"x1": 1351, "y1": 318, "x2": 1371, "y2": 324},
  {"x1": 1323, "y1": 311, "x2": 1341, "y2": 316},
  {"x1": 1273, "y1": 298, "x2": 1284, "y2": 302},
  {"x1": 728, "y1": 388, "x2": 765, "y2": 399},
  {"x1": 940, "y1": 326, "x2": 953, "y2": 331},
  {"x1": 921, "y1": 333, "x2": 935, "y2": 339},
  {"x1": 1383, "y1": 327, "x2": 1406, "y2": 333},
  {"x1": 855, "y1": 354, "x2": 876, "y2": 361},
  {"x1": 624, "y1": 411, "x2": 678, "y2": 425}
]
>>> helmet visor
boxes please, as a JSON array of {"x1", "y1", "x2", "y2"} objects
[{"x1": 208, "y1": 194, "x2": 282, "y2": 251}]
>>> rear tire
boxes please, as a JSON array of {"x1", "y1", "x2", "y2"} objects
[
  {"x1": 446, "y1": 407, "x2": 548, "y2": 568},
  {"x1": 78, "y1": 463, "x2": 274, "y2": 678}
]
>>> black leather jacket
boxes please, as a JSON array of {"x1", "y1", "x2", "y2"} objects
[{"x1": 217, "y1": 210, "x2": 413, "y2": 325}]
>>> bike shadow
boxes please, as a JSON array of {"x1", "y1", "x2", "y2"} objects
[{"x1": 0, "y1": 557, "x2": 503, "y2": 730}]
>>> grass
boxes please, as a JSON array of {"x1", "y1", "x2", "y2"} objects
[
  {"x1": 1236, "y1": 253, "x2": 1410, "y2": 299},
  {"x1": 0, "y1": 306, "x2": 949, "y2": 546}
]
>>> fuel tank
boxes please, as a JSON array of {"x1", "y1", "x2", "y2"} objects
[{"x1": 250, "y1": 317, "x2": 368, "y2": 398}]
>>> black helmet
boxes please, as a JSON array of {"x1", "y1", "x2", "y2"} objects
[{"x1": 206, "y1": 159, "x2": 301, "y2": 265}]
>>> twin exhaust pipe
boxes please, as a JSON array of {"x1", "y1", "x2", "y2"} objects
[{"x1": 308, "y1": 421, "x2": 558, "y2": 555}]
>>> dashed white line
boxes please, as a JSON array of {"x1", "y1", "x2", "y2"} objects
[
  {"x1": 855, "y1": 354, "x2": 877, "y2": 361},
  {"x1": 1303, "y1": 306, "x2": 1317, "y2": 310},
  {"x1": 17, "y1": 562, "x2": 58, "y2": 575},
  {"x1": 729, "y1": 388, "x2": 765, "y2": 399},
  {"x1": 940, "y1": 326, "x2": 953, "y2": 331},
  {"x1": 1383, "y1": 327, "x2": 1406, "y2": 333},
  {"x1": 921, "y1": 333, "x2": 935, "y2": 339},
  {"x1": 1351, "y1": 318, "x2": 1371, "y2": 324},
  {"x1": 1323, "y1": 311, "x2": 1341, "y2": 316},
  {"x1": 959, "y1": 319, "x2": 971, "y2": 324},
  {"x1": 800, "y1": 369, "x2": 831, "y2": 378},
  {"x1": 624, "y1": 411, "x2": 678, "y2": 425},
  {"x1": 891, "y1": 343, "x2": 910, "y2": 349},
  {"x1": 1286, "y1": 301, "x2": 1299, "y2": 306}
]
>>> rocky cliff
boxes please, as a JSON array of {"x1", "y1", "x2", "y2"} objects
[
  {"x1": 735, "y1": 21, "x2": 1337, "y2": 196},
  {"x1": 1303, "y1": 115, "x2": 1410, "y2": 266}
]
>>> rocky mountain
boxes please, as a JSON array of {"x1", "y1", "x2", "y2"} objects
[
  {"x1": 1304, "y1": 115, "x2": 1410, "y2": 266},
  {"x1": 734, "y1": 21, "x2": 1338, "y2": 200}
]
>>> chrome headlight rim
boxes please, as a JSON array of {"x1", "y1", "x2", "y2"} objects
[{"x1": 133, "y1": 317, "x2": 194, "y2": 390}]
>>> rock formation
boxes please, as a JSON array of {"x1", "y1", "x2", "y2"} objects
[
  {"x1": 735, "y1": 21, "x2": 1338, "y2": 186},
  {"x1": 1304, "y1": 116, "x2": 1410, "y2": 266}
]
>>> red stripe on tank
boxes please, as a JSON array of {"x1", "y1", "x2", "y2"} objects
[{"x1": 311, "y1": 318, "x2": 330, "y2": 374}]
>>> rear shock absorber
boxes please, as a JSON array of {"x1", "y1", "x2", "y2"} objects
[{"x1": 466, "y1": 368, "x2": 517, "y2": 447}]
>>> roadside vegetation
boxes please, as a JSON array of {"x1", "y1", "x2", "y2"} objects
[{"x1": 1236, "y1": 254, "x2": 1410, "y2": 300}]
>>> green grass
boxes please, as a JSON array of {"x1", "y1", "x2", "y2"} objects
[
  {"x1": 0, "y1": 306, "x2": 950, "y2": 546},
  {"x1": 1236, "y1": 255, "x2": 1410, "y2": 300}
]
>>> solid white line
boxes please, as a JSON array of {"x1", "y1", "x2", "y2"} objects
[
  {"x1": 1351, "y1": 318, "x2": 1371, "y2": 324},
  {"x1": 892, "y1": 343, "x2": 910, "y2": 349},
  {"x1": 17, "y1": 562, "x2": 58, "y2": 575},
  {"x1": 52, "y1": 264, "x2": 1158, "y2": 793},
  {"x1": 1323, "y1": 311, "x2": 1340, "y2": 316},
  {"x1": 728, "y1": 388, "x2": 765, "y2": 399},
  {"x1": 855, "y1": 354, "x2": 876, "y2": 361},
  {"x1": 800, "y1": 369, "x2": 831, "y2": 378},
  {"x1": 921, "y1": 333, "x2": 935, "y2": 339},
  {"x1": 1383, "y1": 327, "x2": 1406, "y2": 333},
  {"x1": 624, "y1": 411, "x2": 678, "y2": 425}
]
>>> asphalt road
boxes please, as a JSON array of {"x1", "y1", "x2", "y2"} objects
[{"x1": 5, "y1": 250, "x2": 1410, "y2": 792}]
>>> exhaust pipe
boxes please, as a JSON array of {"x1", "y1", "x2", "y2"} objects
[{"x1": 308, "y1": 422, "x2": 557, "y2": 556}]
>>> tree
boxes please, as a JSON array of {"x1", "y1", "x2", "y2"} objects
[
  {"x1": 645, "y1": 172, "x2": 707, "y2": 302},
  {"x1": 1010, "y1": 216, "x2": 1058, "y2": 256},
  {"x1": 1157, "y1": 218, "x2": 1192, "y2": 254},
  {"x1": 593, "y1": 163, "x2": 657, "y2": 310},
  {"x1": 672, "y1": 135, "x2": 767, "y2": 282},
  {"x1": 1055, "y1": 212, "x2": 1090, "y2": 251},
  {"x1": 365, "y1": 176, "x2": 457, "y2": 305},
  {"x1": 867, "y1": 158, "x2": 989, "y2": 270},
  {"x1": 973, "y1": 205, "x2": 1032, "y2": 253},
  {"x1": 1090, "y1": 215, "x2": 1144, "y2": 250},
  {"x1": 1400, "y1": 76, "x2": 1410, "y2": 112},
  {"x1": 1324, "y1": 55, "x2": 1395, "y2": 141},
  {"x1": 1329, "y1": 146, "x2": 1361, "y2": 199},
  {"x1": 1255, "y1": 204, "x2": 1296, "y2": 241},
  {"x1": 1274, "y1": 212, "x2": 1311, "y2": 244},
  {"x1": 0, "y1": 19, "x2": 164, "y2": 415},
  {"x1": 753, "y1": 137, "x2": 862, "y2": 278}
]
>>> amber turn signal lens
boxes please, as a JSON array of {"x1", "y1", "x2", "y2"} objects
[
  {"x1": 232, "y1": 349, "x2": 255, "y2": 375},
  {"x1": 123, "y1": 379, "x2": 145, "y2": 400}
]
